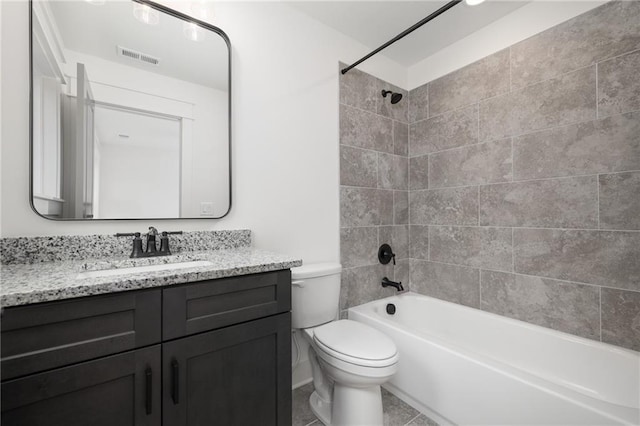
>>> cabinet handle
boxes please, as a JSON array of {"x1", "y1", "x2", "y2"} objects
[
  {"x1": 171, "y1": 359, "x2": 179, "y2": 404},
  {"x1": 145, "y1": 367, "x2": 152, "y2": 415}
]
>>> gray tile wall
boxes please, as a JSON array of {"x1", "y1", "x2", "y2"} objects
[
  {"x1": 339, "y1": 64, "x2": 409, "y2": 315},
  {"x1": 405, "y1": 1, "x2": 640, "y2": 352}
]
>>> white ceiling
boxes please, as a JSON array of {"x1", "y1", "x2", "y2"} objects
[
  {"x1": 48, "y1": 1, "x2": 228, "y2": 90},
  {"x1": 288, "y1": 0, "x2": 530, "y2": 67}
]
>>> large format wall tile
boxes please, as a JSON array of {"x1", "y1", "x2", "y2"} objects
[
  {"x1": 480, "y1": 67, "x2": 596, "y2": 142},
  {"x1": 430, "y1": 226, "x2": 512, "y2": 272},
  {"x1": 511, "y1": 1, "x2": 640, "y2": 89},
  {"x1": 513, "y1": 111, "x2": 640, "y2": 180},
  {"x1": 598, "y1": 49, "x2": 640, "y2": 118},
  {"x1": 599, "y1": 172, "x2": 640, "y2": 230},
  {"x1": 339, "y1": 63, "x2": 378, "y2": 113},
  {"x1": 601, "y1": 287, "x2": 640, "y2": 351},
  {"x1": 429, "y1": 49, "x2": 509, "y2": 117},
  {"x1": 394, "y1": 190, "x2": 408, "y2": 225},
  {"x1": 340, "y1": 187, "x2": 393, "y2": 227},
  {"x1": 429, "y1": 139, "x2": 512, "y2": 189},
  {"x1": 410, "y1": 260, "x2": 480, "y2": 307},
  {"x1": 479, "y1": 176, "x2": 598, "y2": 228},
  {"x1": 409, "y1": 187, "x2": 478, "y2": 226},
  {"x1": 480, "y1": 271, "x2": 600, "y2": 340},
  {"x1": 409, "y1": 225, "x2": 429, "y2": 260},
  {"x1": 340, "y1": 104, "x2": 393, "y2": 153},
  {"x1": 409, "y1": 104, "x2": 478, "y2": 157},
  {"x1": 379, "y1": 190, "x2": 394, "y2": 225},
  {"x1": 393, "y1": 121, "x2": 409, "y2": 156},
  {"x1": 340, "y1": 227, "x2": 378, "y2": 268},
  {"x1": 409, "y1": 155, "x2": 429, "y2": 191},
  {"x1": 514, "y1": 229, "x2": 640, "y2": 291},
  {"x1": 408, "y1": 84, "x2": 429, "y2": 123},
  {"x1": 380, "y1": 225, "x2": 409, "y2": 260},
  {"x1": 378, "y1": 153, "x2": 408, "y2": 190},
  {"x1": 340, "y1": 145, "x2": 377, "y2": 188}
]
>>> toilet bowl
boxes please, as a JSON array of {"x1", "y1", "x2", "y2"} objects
[{"x1": 291, "y1": 263, "x2": 399, "y2": 426}]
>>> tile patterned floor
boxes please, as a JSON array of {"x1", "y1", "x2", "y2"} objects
[{"x1": 292, "y1": 383, "x2": 439, "y2": 426}]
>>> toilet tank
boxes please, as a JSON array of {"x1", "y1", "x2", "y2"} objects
[{"x1": 291, "y1": 263, "x2": 342, "y2": 329}]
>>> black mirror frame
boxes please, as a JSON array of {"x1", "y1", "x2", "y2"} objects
[{"x1": 29, "y1": 0, "x2": 232, "y2": 221}]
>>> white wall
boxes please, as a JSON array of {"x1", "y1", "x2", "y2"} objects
[
  {"x1": 408, "y1": 0, "x2": 606, "y2": 89},
  {"x1": 0, "y1": 0, "x2": 405, "y2": 265}
]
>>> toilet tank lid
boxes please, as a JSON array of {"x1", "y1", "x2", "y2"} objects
[{"x1": 291, "y1": 262, "x2": 342, "y2": 279}]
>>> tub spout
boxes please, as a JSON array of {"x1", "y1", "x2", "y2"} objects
[{"x1": 382, "y1": 277, "x2": 404, "y2": 292}]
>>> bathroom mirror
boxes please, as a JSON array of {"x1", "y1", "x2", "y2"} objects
[{"x1": 30, "y1": 0, "x2": 231, "y2": 220}]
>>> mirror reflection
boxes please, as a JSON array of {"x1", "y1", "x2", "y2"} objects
[{"x1": 31, "y1": 0, "x2": 230, "y2": 220}]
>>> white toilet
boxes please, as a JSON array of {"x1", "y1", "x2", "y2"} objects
[{"x1": 292, "y1": 263, "x2": 398, "y2": 426}]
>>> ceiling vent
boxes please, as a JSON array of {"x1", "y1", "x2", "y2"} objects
[{"x1": 117, "y1": 45, "x2": 160, "y2": 67}]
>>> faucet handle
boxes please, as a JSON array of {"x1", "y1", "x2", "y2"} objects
[
  {"x1": 378, "y1": 244, "x2": 396, "y2": 265},
  {"x1": 148, "y1": 226, "x2": 159, "y2": 236}
]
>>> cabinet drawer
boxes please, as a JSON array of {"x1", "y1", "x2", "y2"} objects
[
  {"x1": 1, "y1": 289, "x2": 161, "y2": 380},
  {"x1": 163, "y1": 270, "x2": 291, "y2": 340}
]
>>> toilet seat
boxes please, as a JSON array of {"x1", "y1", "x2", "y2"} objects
[{"x1": 312, "y1": 320, "x2": 399, "y2": 368}]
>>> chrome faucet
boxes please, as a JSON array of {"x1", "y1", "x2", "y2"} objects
[{"x1": 381, "y1": 277, "x2": 404, "y2": 292}]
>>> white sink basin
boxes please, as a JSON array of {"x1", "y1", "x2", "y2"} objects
[{"x1": 76, "y1": 260, "x2": 213, "y2": 279}]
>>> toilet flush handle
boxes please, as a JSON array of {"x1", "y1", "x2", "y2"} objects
[{"x1": 292, "y1": 280, "x2": 305, "y2": 288}]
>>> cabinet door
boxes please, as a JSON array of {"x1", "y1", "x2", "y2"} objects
[
  {"x1": 1, "y1": 345, "x2": 161, "y2": 426},
  {"x1": 163, "y1": 313, "x2": 291, "y2": 426}
]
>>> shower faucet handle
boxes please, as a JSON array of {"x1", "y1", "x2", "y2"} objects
[{"x1": 378, "y1": 244, "x2": 396, "y2": 265}]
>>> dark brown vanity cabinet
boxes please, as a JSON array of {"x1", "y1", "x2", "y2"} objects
[{"x1": 1, "y1": 270, "x2": 292, "y2": 426}]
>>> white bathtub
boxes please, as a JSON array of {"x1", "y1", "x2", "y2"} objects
[{"x1": 349, "y1": 292, "x2": 640, "y2": 426}]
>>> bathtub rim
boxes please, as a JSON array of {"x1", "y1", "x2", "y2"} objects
[{"x1": 348, "y1": 292, "x2": 640, "y2": 424}]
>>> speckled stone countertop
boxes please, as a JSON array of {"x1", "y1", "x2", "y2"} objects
[{"x1": 1, "y1": 248, "x2": 302, "y2": 307}]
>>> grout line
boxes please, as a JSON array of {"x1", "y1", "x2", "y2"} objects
[
  {"x1": 403, "y1": 169, "x2": 640, "y2": 193},
  {"x1": 597, "y1": 174, "x2": 601, "y2": 229},
  {"x1": 479, "y1": 268, "x2": 483, "y2": 308},
  {"x1": 414, "y1": 97, "x2": 479, "y2": 124},
  {"x1": 415, "y1": 258, "x2": 640, "y2": 294},
  {"x1": 341, "y1": 143, "x2": 396, "y2": 157},
  {"x1": 599, "y1": 287, "x2": 603, "y2": 342},
  {"x1": 477, "y1": 102, "x2": 481, "y2": 146},
  {"x1": 345, "y1": 221, "x2": 640, "y2": 232},
  {"x1": 411, "y1": 223, "x2": 640, "y2": 233},
  {"x1": 427, "y1": 225, "x2": 431, "y2": 262},
  {"x1": 477, "y1": 186, "x2": 481, "y2": 226},
  {"x1": 339, "y1": 101, "x2": 407, "y2": 126},
  {"x1": 511, "y1": 227, "x2": 515, "y2": 272},
  {"x1": 596, "y1": 46, "x2": 640, "y2": 66},
  {"x1": 596, "y1": 62, "x2": 599, "y2": 120},
  {"x1": 510, "y1": 137, "x2": 515, "y2": 181}
]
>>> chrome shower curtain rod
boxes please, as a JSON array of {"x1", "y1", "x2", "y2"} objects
[{"x1": 341, "y1": 0, "x2": 463, "y2": 75}]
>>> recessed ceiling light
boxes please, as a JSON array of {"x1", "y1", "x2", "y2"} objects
[
  {"x1": 465, "y1": 0, "x2": 486, "y2": 5},
  {"x1": 133, "y1": 3, "x2": 159, "y2": 25}
]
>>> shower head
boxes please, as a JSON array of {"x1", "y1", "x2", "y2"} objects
[{"x1": 382, "y1": 90, "x2": 403, "y2": 104}]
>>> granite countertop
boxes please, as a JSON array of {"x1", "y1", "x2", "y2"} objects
[{"x1": 0, "y1": 248, "x2": 302, "y2": 307}]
